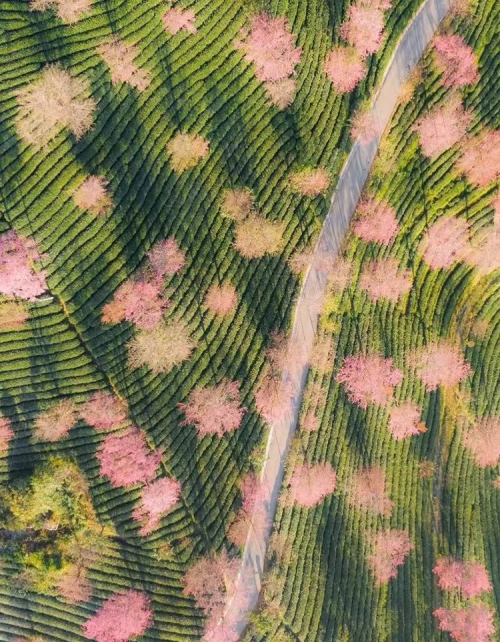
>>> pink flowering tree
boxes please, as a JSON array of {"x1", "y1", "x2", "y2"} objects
[
  {"x1": 359, "y1": 258, "x2": 413, "y2": 302},
  {"x1": 469, "y1": 229, "x2": 500, "y2": 275},
  {"x1": 351, "y1": 108, "x2": 381, "y2": 144},
  {"x1": 0, "y1": 415, "x2": 14, "y2": 454},
  {"x1": 233, "y1": 215, "x2": 285, "y2": 259},
  {"x1": 220, "y1": 188, "x2": 254, "y2": 222},
  {"x1": 34, "y1": 399, "x2": 78, "y2": 442},
  {"x1": 96, "y1": 428, "x2": 163, "y2": 487},
  {"x1": 0, "y1": 231, "x2": 47, "y2": 300},
  {"x1": 288, "y1": 462, "x2": 337, "y2": 507},
  {"x1": 462, "y1": 417, "x2": 500, "y2": 467},
  {"x1": 411, "y1": 341, "x2": 472, "y2": 391},
  {"x1": 412, "y1": 99, "x2": 472, "y2": 158},
  {"x1": 228, "y1": 472, "x2": 269, "y2": 547},
  {"x1": 434, "y1": 605, "x2": 495, "y2": 642},
  {"x1": 388, "y1": 401, "x2": 427, "y2": 440},
  {"x1": 127, "y1": 319, "x2": 196, "y2": 374},
  {"x1": 288, "y1": 168, "x2": 330, "y2": 197},
  {"x1": 57, "y1": 567, "x2": 92, "y2": 603},
  {"x1": 324, "y1": 46, "x2": 367, "y2": 93},
  {"x1": 340, "y1": 6, "x2": 385, "y2": 56},
  {"x1": 162, "y1": 7, "x2": 197, "y2": 35},
  {"x1": 97, "y1": 37, "x2": 150, "y2": 91},
  {"x1": 456, "y1": 130, "x2": 500, "y2": 186},
  {"x1": 82, "y1": 590, "x2": 153, "y2": 642},
  {"x1": 346, "y1": 466, "x2": 393, "y2": 516},
  {"x1": 255, "y1": 371, "x2": 294, "y2": 427},
  {"x1": 420, "y1": 216, "x2": 470, "y2": 270},
  {"x1": 133, "y1": 476, "x2": 182, "y2": 535},
  {"x1": 353, "y1": 197, "x2": 399, "y2": 245},
  {"x1": 101, "y1": 279, "x2": 169, "y2": 329},
  {"x1": 433, "y1": 557, "x2": 492, "y2": 597},
  {"x1": 167, "y1": 132, "x2": 209, "y2": 173},
  {"x1": 433, "y1": 34, "x2": 478, "y2": 88},
  {"x1": 265, "y1": 78, "x2": 297, "y2": 110},
  {"x1": 336, "y1": 353, "x2": 403, "y2": 408},
  {"x1": 301, "y1": 410, "x2": 320, "y2": 433},
  {"x1": 30, "y1": 0, "x2": 93, "y2": 24},
  {"x1": 80, "y1": 392, "x2": 128, "y2": 431},
  {"x1": 205, "y1": 283, "x2": 238, "y2": 316},
  {"x1": 367, "y1": 529, "x2": 414, "y2": 585},
  {"x1": 147, "y1": 237, "x2": 186, "y2": 279},
  {"x1": 73, "y1": 176, "x2": 113, "y2": 216},
  {"x1": 178, "y1": 380, "x2": 246, "y2": 438}
]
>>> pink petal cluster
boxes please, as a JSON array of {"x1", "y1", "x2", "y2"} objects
[
  {"x1": 0, "y1": 231, "x2": 47, "y2": 300},
  {"x1": 0, "y1": 415, "x2": 14, "y2": 453},
  {"x1": 101, "y1": 279, "x2": 169, "y2": 329},
  {"x1": 228, "y1": 473, "x2": 270, "y2": 547},
  {"x1": 323, "y1": 46, "x2": 367, "y2": 93},
  {"x1": 57, "y1": 567, "x2": 92, "y2": 603},
  {"x1": 205, "y1": 283, "x2": 238, "y2": 316},
  {"x1": 412, "y1": 341, "x2": 472, "y2": 391},
  {"x1": 367, "y1": 529, "x2": 414, "y2": 585},
  {"x1": 96, "y1": 428, "x2": 164, "y2": 487},
  {"x1": 336, "y1": 353, "x2": 403, "y2": 408},
  {"x1": 73, "y1": 176, "x2": 112, "y2": 216},
  {"x1": 162, "y1": 7, "x2": 197, "y2": 35},
  {"x1": 347, "y1": 466, "x2": 393, "y2": 516},
  {"x1": 97, "y1": 37, "x2": 150, "y2": 91},
  {"x1": 359, "y1": 258, "x2": 412, "y2": 302},
  {"x1": 388, "y1": 401, "x2": 427, "y2": 440},
  {"x1": 148, "y1": 237, "x2": 186, "y2": 278},
  {"x1": 433, "y1": 557, "x2": 492, "y2": 597},
  {"x1": 433, "y1": 34, "x2": 478, "y2": 88},
  {"x1": 457, "y1": 130, "x2": 500, "y2": 187},
  {"x1": 82, "y1": 590, "x2": 153, "y2": 642},
  {"x1": 413, "y1": 100, "x2": 472, "y2": 158},
  {"x1": 468, "y1": 229, "x2": 500, "y2": 275},
  {"x1": 353, "y1": 198, "x2": 399, "y2": 245},
  {"x1": 133, "y1": 477, "x2": 182, "y2": 535},
  {"x1": 264, "y1": 78, "x2": 297, "y2": 110},
  {"x1": 289, "y1": 167, "x2": 330, "y2": 196},
  {"x1": 254, "y1": 372, "x2": 295, "y2": 427},
  {"x1": 351, "y1": 109, "x2": 381, "y2": 144},
  {"x1": 421, "y1": 216, "x2": 470, "y2": 270},
  {"x1": 434, "y1": 605, "x2": 495, "y2": 642},
  {"x1": 289, "y1": 462, "x2": 337, "y2": 507},
  {"x1": 340, "y1": 6, "x2": 385, "y2": 56},
  {"x1": 80, "y1": 392, "x2": 128, "y2": 431},
  {"x1": 462, "y1": 416, "x2": 500, "y2": 467},
  {"x1": 179, "y1": 379, "x2": 246, "y2": 438}
]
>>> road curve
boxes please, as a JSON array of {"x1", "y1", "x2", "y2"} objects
[{"x1": 222, "y1": 0, "x2": 453, "y2": 635}]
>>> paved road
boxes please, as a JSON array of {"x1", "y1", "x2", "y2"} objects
[{"x1": 220, "y1": 0, "x2": 452, "y2": 636}]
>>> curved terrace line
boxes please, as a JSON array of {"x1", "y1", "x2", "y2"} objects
[{"x1": 222, "y1": 0, "x2": 453, "y2": 635}]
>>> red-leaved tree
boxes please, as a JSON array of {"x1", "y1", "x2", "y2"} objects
[
  {"x1": 388, "y1": 401, "x2": 427, "y2": 440},
  {"x1": 34, "y1": 399, "x2": 78, "y2": 442},
  {"x1": 433, "y1": 34, "x2": 478, "y2": 88},
  {"x1": 147, "y1": 237, "x2": 186, "y2": 279},
  {"x1": 340, "y1": 6, "x2": 385, "y2": 56},
  {"x1": 0, "y1": 231, "x2": 47, "y2": 300},
  {"x1": 82, "y1": 590, "x2": 153, "y2": 642},
  {"x1": 133, "y1": 476, "x2": 182, "y2": 535},
  {"x1": 0, "y1": 415, "x2": 14, "y2": 454},
  {"x1": 359, "y1": 258, "x2": 413, "y2": 302},
  {"x1": 434, "y1": 605, "x2": 495, "y2": 642},
  {"x1": 367, "y1": 529, "x2": 414, "y2": 585},
  {"x1": 205, "y1": 283, "x2": 238, "y2": 316},
  {"x1": 101, "y1": 279, "x2": 169, "y2": 329},
  {"x1": 324, "y1": 46, "x2": 367, "y2": 93},
  {"x1": 162, "y1": 7, "x2": 197, "y2": 34},
  {"x1": 96, "y1": 428, "x2": 163, "y2": 487},
  {"x1": 412, "y1": 99, "x2": 472, "y2": 158},
  {"x1": 433, "y1": 557, "x2": 492, "y2": 597},
  {"x1": 353, "y1": 197, "x2": 399, "y2": 245},
  {"x1": 336, "y1": 353, "x2": 403, "y2": 408},
  {"x1": 73, "y1": 176, "x2": 113, "y2": 216},
  {"x1": 178, "y1": 380, "x2": 246, "y2": 438},
  {"x1": 288, "y1": 462, "x2": 337, "y2": 507},
  {"x1": 456, "y1": 129, "x2": 500, "y2": 187},
  {"x1": 411, "y1": 341, "x2": 472, "y2": 391},
  {"x1": 420, "y1": 216, "x2": 470, "y2": 270},
  {"x1": 97, "y1": 37, "x2": 150, "y2": 91},
  {"x1": 346, "y1": 466, "x2": 393, "y2": 516},
  {"x1": 462, "y1": 417, "x2": 500, "y2": 467},
  {"x1": 80, "y1": 392, "x2": 128, "y2": 431}
]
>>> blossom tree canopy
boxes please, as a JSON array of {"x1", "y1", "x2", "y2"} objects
[
  {"x1": 0, "y1": 231, "x2": 47, "y2": 300},
  {"x1": 97, "y1": 37, "x2": 150, "y2": 91},
  {"x1": 73, "y1": 176, "x2": 113, "y2": 216},
  {"x1": 80, "y1": 392, "x2": 128, "y2": 431},
  {"x1": 30, "y1": 0, "x2": 93, "y2": 23},
  {"x1": 433, "y1": 34, "x2": 478, "y2": 88},
  {"x1": 336, "y1": 353, "x2": 403, "y2": 408},
  {"x1": 82, "y1": 590, "x2": 153, "y2": 642},
  {"x1": 468, "y1": 229, "x2": 500, "y2": 275},
  {"x1": 420, "y1": 216, "x2": 470, "y2": 270},
  {"x1": 34, "y1": 399, "x2": 78, "y2": 442},
  {"x1": 411, "y1": 341, "x2": 472, "y2": 391},
  {"x1": 412, "y1": 99, "x2": 472, "y2": 158},
  {"x1": 351, "y1": 108, "x2": 381, "y2": 144},
  {"x1": 368, "y1": 529, "x2": 414, "y2": 585},
  {"x1": 220, "y1": 188, "x2": 254, "y2": 222},
  {"x1": 179, "y1": 379, "x2": 246, "y2": 438},
  {"x1": 359, "y1": 258, "x2": 413, "y2": 302},
  {"x1": 205, "y1": 283, "x2": 238, "y2": 316},
  {"x1": 254, "y1": 370, "x2": 294, "y2": 427},
  {"x1": 288, "y1": 168, "x2": 330, "y2": 196},
  {"x1": 127, "y1": 319, "x2": 196, "y2": 374},
  {"x1": 147, "y1": 237, "x2": 186, "y2": 279},
  {"x1": 388, "y1": 401, "x2": 427, "y2": 440},
  {"x1": 167, "y1": 132, "x2": 209, "y2": 173},
  {"x1": 265, "y1": 78, "x2": 297, "y2": 110},
  {"x1": 346, "y1": 466, "x2": 394, "y2": 516},
  {"x1": 233, "y1": 215, "x2": 285, "y2": 259},
  {"x1": 323, "y1": 46, "x2": 367, "y2": 93},
  {"x1": 101, "y1": 279, "x2": 169, "y2": 329},
  {"x1": 456, "y1": 129, "x2": 500, "y2": 186},
  {"x1": 57, "y1": 566, "x2": 92, "y2": 603},
  {"x1": 0, "y1": 300, "x2": 29, "y2": 331},
  {"x1": 0, "y1": 415, "x2": 14, "y2": 454},
  {"x1": 132, "y1": 476, "x2": 182, "y2": 535},
  {"x1": 289, "y1": 462, "x2": 337, "y2": 507},
  {"x1": 96, "y1": 428, "x2": 164, "y2": 487},
  {"x1": 228, "y1": 473, "x2": 270, "y2": 547},
  {"x1": 353, "y1": 197, "x2": 399, "y2": 245},
  {"x1": 434, "y1": 605, "x2": 495, "y2": 642},
  {"x1": 462, "y1": 417, "x2": 500, "y2": 467},
  {"x1": 433, "y1": 557, "x2": 492, "y2": 597},
  {"x1": 340, "y1": 6, "x2": 385, "y2": 56},
  {"x1": 162, "y1": 7, "x2": 197, "y2": 35}
]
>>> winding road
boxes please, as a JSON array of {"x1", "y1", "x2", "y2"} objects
[{"x1": 222, "y1": 0, "x2": 453, "y2": 636}]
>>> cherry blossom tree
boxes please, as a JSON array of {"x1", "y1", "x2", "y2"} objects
[
  {"x1": 367, "y1": 529, "x2": 414, "y2": 585},
  {"x1": 346, "y1": 466, "x2": 393, "y2": 516},
  {"x1": 97, "y1": 37, "x2": 150, "y2": 91},
  {"x1": 433, "y1": 557, "x2": 492, "y2": 597},
  {"x1": 133, "y1": 476, "x2": 182, "y2": 535},
  {"x1": 351, "y1": 108, "x2": 381, "y2": 144},
  {"x1": 288, "y1": 168, "x2": 330, "y2": 196},
  {"x1": 228, "y1": 473, "x2": 269, "y2": 547},
  {"x1": 233, "y1": 215, "x2": 285, "y2": 259},
  {"x1": 96, "y1": 428, "x2": 163, "y2": 487},
  {"x1": 462, "y1": 417, "x2": 500, "y2": 467},
  {"x1": 327, "y1": 258, "x2": 354, "y2": 293},
  {"x1": 420, "y1": 216, "x2": 470, "y2": 270},
  {"x1": 82, "y1": 590, "x2": 153, "y2": 642},
  {"x1": 434, "y1": 605, "x2": 495, "y2": 642},
  {"x1": 0, "y1": 231, "x2": 47, "y2": 300},
  {"x1": 73, "y1": 176, "x2": 113, "y2": 216},
  {"x1": 0, "y1": 415, "x2": 14, "y2": 454},
  {"x1": 265, "y1": 78, "x2": 297, "y2": 110},
  {"x1": 57, "y1": 567, "x2": 92, "y2": 603},
  {"x1": 359, "y1": 258, "x2": 412, "y2": 302},
  {"x1": 80, "y1": 392, "x2": 128, "y2": 431},
  {"x1": 324, "y1": 46, "x2": 367, "y2": 93},
  {"x1": 234, "y1": 14, "x2": 302, "y2": 83},
  {"x1": 388, "y1": 401, "x2": 427, "y2": 440},
  {"x1": 288, "y1": 462, "x2": 337, "y2": 507},
  {"x1": 179, "y1": 379, "x2": 246, "y2": 438},
  {"x1": 433, "y1": 35, "x2": 478, "y2": 88},
  {"x1": 411, "y1": 341, "x2": 472, "y2": 391},
  {"x1": 310, "y1": 333, "x2": 336, "y2": 375},
  {"x1": 412, "y1": 99, "x2": 472, "y2": 158},
  {"x1": 456, "y1": 130, "x2": 500, "y2": 186},
  {"x1": 127, "y1": 319, "x2": 196, "y2": 374},
  {"x1": 353, "y1": 197, "x2": 399, "y2": 245},
  {"x1": 30, "y1": 0, "x2": 92, "y2": 23},
  {"x1": 34, "y1": 399, "x2": 78, "y2": 442},
  {"x1": 167, "y1": 132, "x2": 209, "y2": 173},
  {"x1": 101, "y1": 279, "x2": 169, "y2": 329},
  {"x1": 468, "y1": 229, "x2": 500, "y2": 275},
  {"x1": 255, "y1": 370, "x2": 294, "y2": 426},
  {"x1": 301, "y1": 410, "x2": 320, "y2": 433},
  {"x1": 205, "y1": 283, "x2": 238, "y2": 316},
  {"x1": 147, "y1": 237, "x2": 186, "y2": 279},
  {"x1": 220, "y1": 188, "x2": 254, "y2": 222},
  {"x1": 340, "y1": 6, "x2": 385, "y2": 56},
  {"x1": 287, "y1": 245, "x2": 315, "y2": 275},
  {"x1": 336, "y1": 353, "x2": 403, "y2": 408},
  {"x1": 16, "y1": 64, "x2": 95, "y2": 146},
  {"x1": 0, "y1": 301, "x2": 29, "y2": 330},
  {"x1": 162, "y1": 7, "x2": 197, "y2": 34}
]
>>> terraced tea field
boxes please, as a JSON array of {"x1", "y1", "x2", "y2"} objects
[{"x1": 247, "y1": 1, "x2": 500, "y2": 641}]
